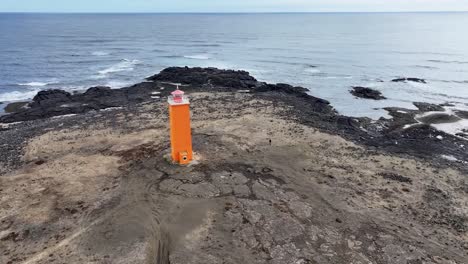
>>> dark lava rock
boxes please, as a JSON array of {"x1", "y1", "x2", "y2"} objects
[
  {"x1": 31, "y1": 89, "x2": 72, "y2": 108},
  {"x1": 82, "y1": 86, "x2": 113, "y2": 97},
  {"x1": 455, "y1": 110, "x2": 468, "y2": 119},
  {"x1": 413, "y1": 102, "x2": 444, "y2": 112},
  {"x1": 350, "y1": 86, "x2": 386, "y2": 100},
  {"x1": 392, "y1": 77, "x2": 426, "y2": 84},
  {"x1": 4, "y1": 102, "x2": 29, "y2": 113},
  {"x1": 255, "y1": 83, "x2": 308, "y2": 94},
  {"x1": 0, "y1": 86, "x2": 138, "y2": 123},
  {"x1": 255, "y1": 82, "x2": 332, "y2": 114},
  {"x1": 147, "y1": 66, "x2": 258, "y2": 89},
  {"x1": 1, "y1": 67, "x2": 334, "y2": 123},
  {"x1": 147, "y1": 67, "x2": 330, "y2": 106},
  {"x1": 78, "y1": 86, "x2": 130, "y2": 108}
]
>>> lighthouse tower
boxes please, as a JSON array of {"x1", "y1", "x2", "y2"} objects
[{"x1": 168, "y1": 87, "x2": 193, "y2": 164}]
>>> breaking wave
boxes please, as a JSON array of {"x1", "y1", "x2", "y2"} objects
[
  {"x1": 17, "y1": 81, "x2": 55, "y2": 87},
  {"x1": 0, "y1": 89, "x2": 40, "y2": 102},
  {"x1": 92, "y1": 51, "x2": 110, "y2": 56},
  {"x1": 97, "y1": 59, "x2": 141, "y2": 77},
  {"x1": 304, "y1": 68, "x2": 321, "y2": 74},
  {"x1": 183, "y1": 54, "x2": 211, "y2": 60}
]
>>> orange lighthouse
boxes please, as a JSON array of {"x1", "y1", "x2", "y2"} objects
[{"x1": 168, "y1": 87, "x2": 193, "y2": 164}]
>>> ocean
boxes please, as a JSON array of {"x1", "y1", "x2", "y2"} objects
[{"x1": 1, "y1": 12, "x2": 468, "y2": 118}]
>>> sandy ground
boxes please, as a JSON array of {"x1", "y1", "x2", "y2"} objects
[{"x1": 1, "y1": 92, "x2": 467, "y2": 264}]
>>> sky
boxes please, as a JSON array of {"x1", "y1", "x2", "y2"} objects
[{"x1": 1, "y1": 0, "x2": 468, "y2": 13}]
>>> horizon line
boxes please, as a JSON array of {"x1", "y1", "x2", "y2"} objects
[{"x1": 1, "y1": 11, "x2": 468, "y2": 14}]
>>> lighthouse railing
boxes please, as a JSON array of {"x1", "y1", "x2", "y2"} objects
[{"x1": 168, "y1": 94, "x2": 190, "y2": 105}]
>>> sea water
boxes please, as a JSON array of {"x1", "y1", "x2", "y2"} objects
[{"x1": 1, "y1": 12, "x2": 468, "y2": 118}]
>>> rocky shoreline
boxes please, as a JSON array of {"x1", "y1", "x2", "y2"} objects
[
  {"x1": 1, "y1": 67, "x2": 467, "y2": 170},
  {"x1": 0, "y1": 67, "x2": 467, "y2": 264}
]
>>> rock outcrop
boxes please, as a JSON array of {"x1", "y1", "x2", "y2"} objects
[
  {"x1": 413, "y1": 102, "x2": 445, "y2": 112},
  {"x1": 30, "y1": 89, "x2": 73, "y2": 107},
  {"x1": 147, "y1": 66, "x2": 258, "y2": 89},
  {"x1": 1, "y1": 67, "x2": 334, "y2": 123},
  {"x1": 350, "y1": 86, "x2": 386, "y2": 100}
]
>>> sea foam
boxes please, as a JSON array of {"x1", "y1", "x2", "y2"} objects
[
  {"x1": 92, "y1": 51, "x2": 110, "y2": 56},
  {"x1": 97, "y1": 59, "x2": 140, "y2": 77},
  {"x1": 304, "y1": 68, "x2": 321, "y2": 74},
  {"x1": 0, "y1": 89, "x2": 40, "y2": 102},
  {"x1": 183, "y1": 54, "x2": 211, "y2": 60},
  {"x1": 18, "y1": 82, "x2": 49, "y2": 87},
  {"x1": 414, "y1": 107, "x2": 468, "y2": 139}
]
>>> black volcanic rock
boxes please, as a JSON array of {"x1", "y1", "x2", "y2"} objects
[
  {"x1": 0, "y1": 67, "x2": 336, "y2": 123},
  {"x1": 147, "y1": 67, "x2": 332, "y2": 112},
  {"x1": 455, "y1": 110, "x2": 468, "y2": 119},
  {"x1": 413, "y1": 102, "x2": 444, "y2": 112},
  {"x1": 147, "y1": 67, "x2": 258, "y2": 89},
  {"x1": 78, "y1": 86, "x2": 129, "y2": 108},
  {"x1": 83, "y1": 86, "x2": 113, "y2": 97},
  {"x1": 31, "y1": 89, "x2": 72, "y2": 107},
  {"x1": 392, "y1": 77, "x2": 426, "y2": 83},
  {"x1": 257, "y1": 83, "x2": 332, "y2": 114},
  {"x1": 255, "y1": 83, "x2": 308, "y2": 94},
  {"x1": 350, "y1": 87, "x2": 386, "y2": 100},
  {"x1": 4, "y1": 102, "x2": 29, "y2": 113}
]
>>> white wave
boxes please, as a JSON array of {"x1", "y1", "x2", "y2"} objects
[
  {"x1": 304, "y1": 68, "x2": 321, "y2": 74},
  {"x1": 432, "y1": 119, "x2": 468, "y2": 139},
  {"x1": 0, "y1": 89, "x2": 39, "y2": 102},
  {"x1": 407, "y1": 81, "x2": 428, "y2": 90},
  {"x1": 243, "y1": 68, "x2": 271, "y2": 74},
  {"x1": 18, "y1": 82, "x2": 49, "y2": 87},
  {"x1": 92, "y1": 51, "x2": 110, "y2": 56},
  {"x1": 104, "y1": 80, "x2": 132, "y2": 88},
  {"x1": 413, "y1": 107, "x2": 468, "y2": 139},
  {"x1": 183, "y1": 54, "x2": 211, "y2": 60},
  {"x1": 323, "y1": 76, "x2": 352, "y2": 79},
  {"x1": 98, "y1": 59, "x2": 141, "y2": 77},
  {"x1": 441, "y1": 154, "x2": 460, "y2": 162}
]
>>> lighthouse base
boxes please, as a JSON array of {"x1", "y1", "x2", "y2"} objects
[{"x1": 163, "y1": 151, "x2": 200, "y2": 166}]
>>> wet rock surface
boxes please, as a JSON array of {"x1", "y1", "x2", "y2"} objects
[
  {"x1": 350, "y1": 86, "x2": 386, "y2": 100},
  {"x1": 417, "y1": 113, "x2": 461, "y2": 124},
  {"x1": 414, "y1": 102, "x2": 445, "y2": 112},
  {"x1": 3, "y1": 101, "x2": 28, "y2": 113},
  {"x1": 455, "y1": 110, "x2": 468, "y2": 119}
]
